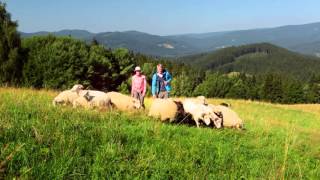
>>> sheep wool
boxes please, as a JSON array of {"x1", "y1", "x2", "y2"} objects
[
  {"x1": 106, "y1": 91, "x2": 141, "y2": 111},
  {"x1": 73, "y1": 96, "x2": 91, "y2": 109},
  {"x1": 210, "y1": 104, "x2": 243, "y2": 129},
  {"x1": 52, "y1": 84, "x2": 84, "y2": 106},
  {"x1": 90, "y1": 95, "x2": 112, "y2": 110},
  {"x1": 182, "y1": 99, "x2": 212, "y2": 127},
  {"x1": 148, "y1": 98, "x2": 178, "y2": 122}
]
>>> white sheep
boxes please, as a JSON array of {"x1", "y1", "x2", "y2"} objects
[
  {"x1": 182, "y1": 99, "x2": 212, "y2": 128},
  {"x1": 209, "y1": 104, "x2": 244, "y2": 129},
  {"x1": 106, "y1": 91, "x2": 141, "y2": 111},
  {"x1": 52, "y1": 84, "x2": 84, "y2": 106},
  {"x1": 148, "y1": 98, "x2": 179, "y2": 122},
  {"x1": 90, "y1": 96, "x2": 112, "y2": 110},
  {"x1": 73, "y1": 96, "x2": 91, "y2": 109},
  {"x1": 202, "y1": 105, "x2": 223, "y2": 129},
  {"x1": 81, "y1": 90, "x2": 107, "y2": 97},
  {"x1": 73, "y1": 91, "x2": 112, "y2": 110},
  {"x1": 196, "y1": 96, "x2": 208, "y2": 105}
]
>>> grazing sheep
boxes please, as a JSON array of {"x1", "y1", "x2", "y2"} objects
[
  {"x1": 89, "y1": 94, "x2": 112, "y2": 110},
  {"x1": 203, "y1": 105, "x2": 223, "y2": 129},
  {"x1": 52, "y1": 84, "x2": 84, "y2": 106},
  {"x1": 196, "y1": 96, "x2": 208, "y2": 105},
  {"x1": 73, "y1": 96, "x2": 91, "y2": 109},
  {"x1": 106, "y1": 91, "x2": 141, "y2": 111},
  {"x1": 73, "y1": 91, "x2": 112, "y2": 110},
  {"x1": 182, "y1": 99, "x2": 213, "y2": 128},
  {"x1": 148, "y1": 98, "x2": 179, "y2": 122},
  {"x1": 209, "y1": 104, "x2": 243, "y2": 129},
  {"x1": 181, "y1": 96, "x2": 207, "y2": 105},
  {"x1": 81, "y1": 90, "x2": 107, "y2": 97}
]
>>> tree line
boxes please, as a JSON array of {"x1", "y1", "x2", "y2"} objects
[{"x1": 1, "y1": 2, "x2": 320, "y2": 104}]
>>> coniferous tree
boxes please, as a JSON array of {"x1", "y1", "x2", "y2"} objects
[
  {"x1": 262, "y1": 73, "x2": 284, "y2": 103},
  {"x1": 0, "y1": 2, "x2": 23, "y2": 85}
]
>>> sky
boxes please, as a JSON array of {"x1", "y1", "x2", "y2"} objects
[{"x1": 3, "y1": 0, "x2": 320, "y2": 35}]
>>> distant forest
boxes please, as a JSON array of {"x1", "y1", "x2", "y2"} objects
[{"x1": 1, "y1": 2, "x2": 320, "y2": 104}]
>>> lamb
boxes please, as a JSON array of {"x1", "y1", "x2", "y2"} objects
[
  {"x1": 105, "y1": 91, "x2": 141, "y2": 111},
  {"x1": 182, "y1": 99, "x2": 213, "y2": 128},
  {"x1": 209, "y1": 104, "x2": 243, "y2": 129},
  {"x1": 148, "y1": 98, "x2": 180, "y2": 122},
  {"x1": 52, "y1": 84, "x2": 84, "y2": 106}
]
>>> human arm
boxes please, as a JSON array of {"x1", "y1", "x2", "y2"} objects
[
  {"x1": 165, "y1": 71, "x2": 172, "y2": 84},
  {"x1": 151, "y1": 74, "x2": 157, "y2": 97},
  {"x1": 131, "y1": 76, "x2": 134, "y2": 97},
  {"x1": 142, "y1": 76, "x2": 147, "y2": 97}
]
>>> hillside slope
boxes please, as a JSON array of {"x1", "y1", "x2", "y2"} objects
[
  {"x1": 0, "y1": 88, "x2": 319, "y2": 179},
  {"x1": 169, "y1": 22, "x2": 320, "y2": 56},
  {"x1": 20, "y1": 22, "x2": 320, "y2": 56},
  {"x1": 21, "y1": 30, "x2": 199, "y2": 57},
  {"x1": 179, "y1": 43, "x2": 320, "y2": 80}
]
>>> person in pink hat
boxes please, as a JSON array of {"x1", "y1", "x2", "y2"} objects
[{"x1": 131, "y1": 66, "x2": 147, "y2": 108}]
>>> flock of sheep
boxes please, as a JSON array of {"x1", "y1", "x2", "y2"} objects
[{"x1": 53, "y1": 84, "x2": 244, "y2": 130}]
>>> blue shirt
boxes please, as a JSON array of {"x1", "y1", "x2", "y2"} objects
[{"x1": 151, "y1": 70, "x2": 172, "y2": 95}]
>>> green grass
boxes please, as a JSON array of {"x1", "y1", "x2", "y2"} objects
[{"x1": 0, "y1": 88, "x2": 320, "y2": 179}]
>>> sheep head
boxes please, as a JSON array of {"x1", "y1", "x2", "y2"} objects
[
  {"x1": 211, "y1": 111, "x2": 223, "y2": 129},
  {"x1": 202, "y1": 113, "x2": 211, "y2": 126},
  {"x1": 71, "y1": 84, "x2": 84, "y2": 94},
  {"x1": 196, "y1": 96, "x2": 207, "y2": 105}
]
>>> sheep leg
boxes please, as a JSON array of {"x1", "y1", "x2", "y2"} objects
[{"x1": 195, "y1": 120, "x2": 200, "y2": 128}]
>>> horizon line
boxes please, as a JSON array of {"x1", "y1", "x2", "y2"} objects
[{"x1": 19, "y1": 20, "x2": 320, "y2": 36}]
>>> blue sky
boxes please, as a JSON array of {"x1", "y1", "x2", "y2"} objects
[{"x1": 3, "y1": 0, "x2": 320, "y2": 35}]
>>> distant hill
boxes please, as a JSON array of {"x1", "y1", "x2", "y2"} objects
[
  {"x1": 178, "y1": 43, "x2": 320, "y2": 80},
  {"x1": 93, "y1": 31, "x2": 199, "y2": 57},
  {"x1": 20, "y1": 22, "x2": 320, "y2": 57},
  {"x1": 21, "y1": 29, "x2": 94, "y2": 39},
  {"x1": 169, "y1": 22, "x2": 320, "y2": 56},
  {"x1": 290, "y1": 41, "x2": 320, "y2": 57},
  {"x1": 21, "y1": 30, "x2": 199, "y2": 57}
]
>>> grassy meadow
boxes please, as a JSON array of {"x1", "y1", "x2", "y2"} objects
[{"x1": 0, "y1": 88, "x2": 319, "y2": 179}]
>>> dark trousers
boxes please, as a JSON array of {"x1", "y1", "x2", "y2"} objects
[
  {"x1": 133, "y1": 91, "x2": 145, "y2": 108},
  {"x1": 157, "y1": 91, "x2": 169, "y2": 99}
]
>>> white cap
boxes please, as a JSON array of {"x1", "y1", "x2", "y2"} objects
[{"x1": 134, "y1": 66, "x2": 141, "y2": 71}]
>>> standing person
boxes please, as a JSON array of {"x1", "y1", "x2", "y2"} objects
[
  {"x1": 131, "y1": 66, "x2": 147, "y2": 108},
  {"x1": 151, "y1": 64, "x2": 172, "y2": 99}
]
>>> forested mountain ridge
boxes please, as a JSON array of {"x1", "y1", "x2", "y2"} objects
[
  {"x1": 21, "y1": 30, "x2": 199, "y2": 57},
  {"x1": 21, "y1": 22, "x2": 320, "y2": 57},
  {"x1": 178, "y1": 43, "x2": 320, "y2": 80}
]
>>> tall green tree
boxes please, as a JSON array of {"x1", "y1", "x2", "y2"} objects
[
  {"x1": 261, "y1": 73, "x2": 284, "y2": 103},
  {"x1": 0, "y1": 2, "x2": 23, "y2": 84},
  {"x1": 282, "y1": 79, "x2": 305, "y2": 104},
  {"x1": 306, "y1": 74, "x2": 320, "y2": 103}
]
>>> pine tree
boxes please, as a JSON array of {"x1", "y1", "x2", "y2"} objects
[
  {"x1": 262, "y1": 73, "x2": 284, "y2": 103},
  {"x1": 0, "y1": 2, "x2": 23, "y2": 85}
]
